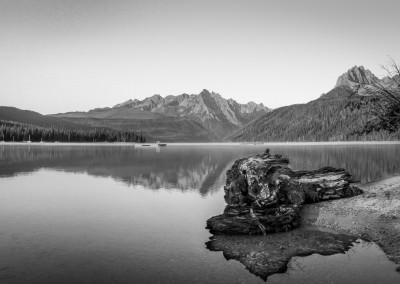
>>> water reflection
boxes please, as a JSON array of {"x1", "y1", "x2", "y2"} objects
[
  {"x1": 1, "y1": 144, "x2": 400, "y2": 196},
  {"x1": 206, "y1": 229, "x2": 358, "y2": 281},
  {"x1": 0, "y1": 145, "x2": 238, "y2": 196},
  {"x1": 1, "y1": 143, "x2": 400, "y2": 283}
]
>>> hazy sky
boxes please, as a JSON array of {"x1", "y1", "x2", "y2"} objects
[{"x1": 0, "y1": 0, "x2": 399, "y2": 114}]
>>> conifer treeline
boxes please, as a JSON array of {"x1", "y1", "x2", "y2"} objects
[
  {"x1": 0, "y1": 121, "x2": 145, "y2": 142},
  {"x1": 231, "y1": 95, "x2": 400, "y2": 142}
]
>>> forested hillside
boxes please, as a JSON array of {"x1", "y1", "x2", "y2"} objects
[
  {"x1": 0, "y1": 106, "x2": 89, "y2": 130},
  {"x1": 230, "y1": 86, "x2": 400, "y2": 142},
  {"x1": 0, "y1": 107, "x2": 146, "y2": 142},
  {"x1": 0, "y1": 121, "x2": 145, "y2": 142},
  {"x1": 56, "y1": 116, "x2": 216, "y2": 142}
]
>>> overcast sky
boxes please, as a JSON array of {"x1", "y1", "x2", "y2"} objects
[{"x1": 0, "y1": 0, "x2": 399, "y2": 114}]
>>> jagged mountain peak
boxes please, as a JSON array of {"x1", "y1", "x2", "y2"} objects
[
  {"x1": 150, "y1": 94, "x2": 163, "y2": 101},
  {"x1": 108, "y1": 90, "x2": 270, "y2": 138},
  {"x1": 335, "y1": 65, "x2": 378, "y2": 89},
  {"x1": 330, "y1": 65, "x2": 399, "y2": 98},
  {"x1": 246, "y1": 101, "x2": 259, "y2": 108},
  {"x1": 112, "y1": 90, "x2": 269, "y2": 112},
  {"x1": 113, "y1": 99, "x2": 135, "y2": 108},
  {"x1": 200, "y1": 89, "x2": 211, "y2": 95}
]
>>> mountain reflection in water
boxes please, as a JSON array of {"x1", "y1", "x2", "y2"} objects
[
  {"x1": 1, "y1": 144, "x2": 400, "y2": 196},
  {"x1": 1, "y1": 143, "x2": 400, "y2": 283}
]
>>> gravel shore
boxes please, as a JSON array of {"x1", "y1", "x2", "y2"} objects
[{"x1": 301, "y1": 175, "x2": 400, "y2": 271}]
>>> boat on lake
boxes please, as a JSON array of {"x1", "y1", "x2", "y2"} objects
[{"x1": 156, "y1": 141, "x2": 167, "y2": 146}]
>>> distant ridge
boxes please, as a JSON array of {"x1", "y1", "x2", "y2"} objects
[
  {"x1": 0, "y1": 106, "x2": 91, "y2": 130},
  {"x1": 229, "y1": 66, "x2": 400, "y2": 142},
  {"x1": 110, "y1": 89, "x2": 269, "y2": 133},
  {"x1": 53, "y1": 89, "x2": 271, "y2": 142},
  {"x1": 6, "y1": 66, "x2": 397, "y2": 143}
]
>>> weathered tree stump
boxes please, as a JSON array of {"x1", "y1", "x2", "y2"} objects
[{"x1": 206, "y1": 149, "x2": 362, "y2": 235}]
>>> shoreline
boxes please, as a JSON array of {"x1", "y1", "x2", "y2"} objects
[
  {"x1": 301, "y1": 175, "x2": 400, "y2": 271},
  {"x1": 1, "y1": 141, "x2": 399, "y2": 147},
  {"x1": 207, "y1": 175, "x2": 400, "y2": 279},
  {"x1": 0, "y1": 142, "x2": 138, "y2": 147}
]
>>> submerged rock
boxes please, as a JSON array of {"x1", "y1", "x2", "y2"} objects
[{"x1": 206, "y1": 149, "x2": 362, "y2": 235}]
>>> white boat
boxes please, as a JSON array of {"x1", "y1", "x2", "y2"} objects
[{"x1": 156, "y1": 141, "x2": 167, "y2": 146}]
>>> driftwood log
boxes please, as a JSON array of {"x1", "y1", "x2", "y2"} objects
[{"x1": 206, "y1": 149, "x2": 362, "y2": 235}]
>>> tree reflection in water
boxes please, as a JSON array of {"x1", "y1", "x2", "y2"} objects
[{"x1": 1, "y1": 144, "x2": 400, "y2": 196}]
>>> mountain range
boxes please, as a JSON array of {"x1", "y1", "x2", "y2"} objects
[
  {"x1": 1, "y1": 65, "x2": 399, "y2": 142},
  {"x1": 51, "y1": 89, "x2": 270, "y2": 142}
]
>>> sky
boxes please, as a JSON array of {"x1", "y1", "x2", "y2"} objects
[{"x1": 0, "y1": 0, "x2": 399, "y2": 114}]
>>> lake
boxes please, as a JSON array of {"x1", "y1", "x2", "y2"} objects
[{"x1": 1, "y1": 143, "x2": 400, "y2": 283}]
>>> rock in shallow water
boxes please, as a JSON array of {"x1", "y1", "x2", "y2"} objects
[{"x1": 206, "y1": 149, "x2": 362, "y2": 235}]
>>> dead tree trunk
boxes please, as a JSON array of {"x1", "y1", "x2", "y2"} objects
[{"x1": 206, "y1": 149, "x2": 362, "y2": 235}]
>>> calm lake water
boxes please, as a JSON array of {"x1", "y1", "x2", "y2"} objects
[{"x1": 1, "y1": 143, "x2": 400, "y2": 283}]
